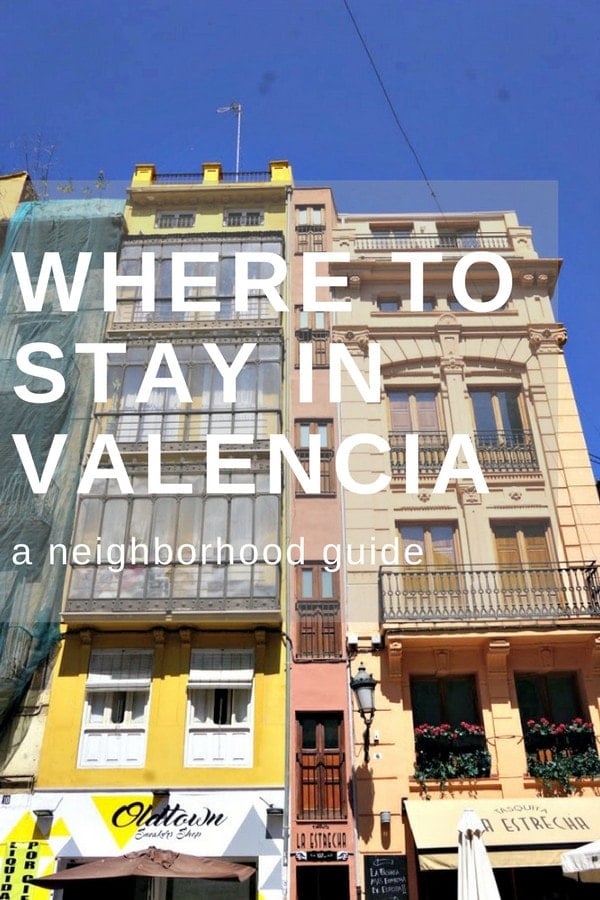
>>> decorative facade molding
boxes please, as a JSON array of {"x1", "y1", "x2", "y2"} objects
[
  {"x1": 528, "y1": 325, "x2": 568, "y2": 353},
  {"x1": 486, "y1": 640, "x2": 510, "y2": 677}
]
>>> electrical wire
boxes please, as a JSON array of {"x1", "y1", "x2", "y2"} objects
[{"x1": 341, "y1": 0, "x2": 443, "y2": 214}]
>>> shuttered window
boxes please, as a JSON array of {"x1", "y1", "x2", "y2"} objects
[
  {"x1": 296, "y1": 714, "x2": 346, "y2": 820},
  {"x1": 388, "y1": 391, "x2": 440, "y2": 432},
  {"x1": 79, "y1": 650, "x2": 153, "y2": 768},
  {"x1": 185, "y1": 650, "x2": 254, "y2": 767}
]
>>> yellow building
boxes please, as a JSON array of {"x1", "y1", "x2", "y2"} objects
[
  {"x1": 332, "y1": 210, "x2": 600, "y2": 900},
  {"x1": 29, "y1": 161, "x2": 293, "y2": 900}
]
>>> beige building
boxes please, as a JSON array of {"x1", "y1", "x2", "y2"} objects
[{"x1": 330, "y1": 211, "x2": 600, "y2": 900}]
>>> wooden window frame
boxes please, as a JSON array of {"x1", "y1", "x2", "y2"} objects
[
  {"x1": 295, "y1": 564, "x2": 341, "y2": 660},
  {"x1": 294, "y1": 420, "x2": 335, "y2": 495},
  {"x1": 296, "y1": 713, "x2": 346, "y2": 821}
]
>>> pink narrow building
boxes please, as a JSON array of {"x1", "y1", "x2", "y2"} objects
[{"x1": 287, "y1": 188, "x2": 358, "y2": 900}]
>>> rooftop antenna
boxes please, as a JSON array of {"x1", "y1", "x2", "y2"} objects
[{"x1": 216, "y1": 101, "x2": 242, "y2": 180}]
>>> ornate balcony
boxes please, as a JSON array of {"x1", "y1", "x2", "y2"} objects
[
  {"x1": 352, "y1": 233, "x2": 512, "y2": 253},
  {"x1": 388, "y1": 430, "x2": 539, "y2": 475},
  {"x1": 380, "y1": 562, "x2": 600, "y2": 625}
]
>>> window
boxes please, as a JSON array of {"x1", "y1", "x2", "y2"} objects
[
  {"x1": 377, "y1": 297, "x2": 400, "y2": 313},
  {"x1": 397, "y1": 523, "x2": 461, "y2": 607},
  {"x1": 471, "y1": 389, "x2": 538, "y2": 471},
  {"x1": 155, "y1": 212, "x2": 195, "y2": 229},
  {"x1": 296, "y1": 565, "x2": 341, "y2": 659},
  {"x1": 296, "y1": 206, "x2": 324, "y2": 227},
  {"x1": 296, "y1": 714, "x2": 346, "y2": 820},
  {"x1": 224, "y1": 210, "x2": 264, "y2": 227},
  {"x1": 105, "y1": 341, "x2": 282, "y2": 444},
  {"x1": 471, "y1": 389, "x2": 525, "y2": 439},
  {"x1": 388, "y1": 391, "x2": 440, "y2": 433},
  {"x1": 493, "y1": 521, "x2": 552, "y2": 567},
  {"x1": 296, "y1": 206, "x2": 325, "y2": 252},
  {"x1": 295, "y1": 421, "x2": 335, "y2": 495},
  {"x1": 295, "y1": 307, "x2": 329, "y2": 367},
  {"x1": 516, "y1": 673, "x2": 598, "y2": 774},
  {"x1": 438, "y1": 226, "x2": 479, "y2": 249},
  {"x1": 411, "y1": 675, "x2": 480, "y2": 728},
  {"x1": 113, "y1": 236, "x2": 283, "y2": 324},
  {"x1": 411, "y1": 676, "x2": 490, "y2": 780},
  {"x1": 185, "y1": 649, "x2": 254, "y2": 767},
  {"x1": 68, "y1": 471, "x2": 280, "y2": 607},
  {"x1": 515, "y1": 673, "x2": 583, "y2": 725},
  {"x1": 399, "y1": 523, "x2": 457, "y2": 567},
  {"x1": 493, "y1": 521, "x2": 557, "y2": 601},
  {"x1": 78, "y1": 650, "x2": 153, "y2": 768}
]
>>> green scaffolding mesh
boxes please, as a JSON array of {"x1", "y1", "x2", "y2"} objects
[{"x1": 0, "y1": 199, "x2": 124, "y2": 726}]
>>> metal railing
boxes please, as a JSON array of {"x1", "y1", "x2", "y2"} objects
[
  {"x1": 380, "y1": 562, "x2": 600, "y2": 623},
  {"x1": 153, "y1": 170, "x2": 271, "y2": 184},
  {"x1": 352, "y1": 233, "x2": 513, "y2": 252},
  {"x1": 388, "y1": 430, "x2": 539, "y2": 474},
  {"x1": 112, "y1": 295, "x2": 280, "y2": 325},
  {"x1": 95, "y1": 408, "x2": 282, "y2": 445},
  {"x1": 220, "y1": 170, "x2": 270, "y2": 182},
  {"x1": 154, "y1": 172, "x2": 202, "y2": 183}
]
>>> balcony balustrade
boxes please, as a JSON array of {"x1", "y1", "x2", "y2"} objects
[
  {"x1": 95, "y1": 409, "x2": 282, "y2": 446},
  {"x1": 352, "y1": 232, "x2": 512, "y2": 253},
  {"x1": 389, "y1": 430, "x2": 539, "y2": 475},
  {"x1": 153, "y1": 170, "x2": 271, "y2": 184},
  {"x1": 111, "y1": 295, "x2": 281, "y2": 325},
  {"x1": 380, "y1": 562, "x2": 600, "y2": 624}
]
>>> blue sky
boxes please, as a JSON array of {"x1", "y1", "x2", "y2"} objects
[{"x1": 2, "y1": 0, "x2": 599, "y2": 473}]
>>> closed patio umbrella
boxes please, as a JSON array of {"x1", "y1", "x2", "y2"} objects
[
  {"x1": 561, "y1": 840, "x2": 600, "y2": 883},
  {"x1": 458, "y1": 808, "x2": 501, "y2": 900},
  {"x1": 31, "y1": 846, "x2": 255, "y2": 887}
]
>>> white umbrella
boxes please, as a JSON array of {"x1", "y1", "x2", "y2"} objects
[
  {"x1": 458, "y1": 808, "x2": 501, "y2": 900},
  {"x1": 561, "y1": 840, "x2": 600, "y2": 883}
]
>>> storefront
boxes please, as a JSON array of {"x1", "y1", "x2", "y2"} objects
[
  {"x1": 0, "y1": 790, "x2": 284, "y2": 899},
  {"x1": 404, "y1": 797, "x2": 600, "y2": 900},
  {"x1": 292, "y1": 822, "x2": 354, "y2": 899}
]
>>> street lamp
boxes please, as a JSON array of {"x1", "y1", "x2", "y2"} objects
[{"x1": 350, "y1": 662, "x2": 377, "y2": 763}]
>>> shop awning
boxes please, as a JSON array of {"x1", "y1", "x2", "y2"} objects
[{"x1": 404, "y1": 798, "x2": 600, "y2": 871}]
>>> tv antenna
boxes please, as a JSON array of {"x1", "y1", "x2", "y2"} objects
[{"x1": 217, "y1": 101, "x2": 242, "y2": 179}]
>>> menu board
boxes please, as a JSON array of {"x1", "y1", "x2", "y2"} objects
[{"x1": 364, "y1": 855, "x2": 408, "y2": 899}]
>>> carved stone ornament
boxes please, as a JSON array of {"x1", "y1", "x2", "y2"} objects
[
  {"x1": 457, "y1": 483, "x2": 482, "y2": 506},
  {"x1": 509, "y1": 491, "x2": 522, "y2": 501},
  {"x1": 528, "y1": 325, "x2": 568, "y2": 352},
  {"x1": 486, "y1": 639, "x2": 510, "y2": 677},
  {"x1": 387, "y1": 639, "x2": 403, "y2": 681}
]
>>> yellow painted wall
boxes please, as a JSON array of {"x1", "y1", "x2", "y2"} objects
[
  {"x1": 124, "y1": 161, "x2": 291, "y2": 235},
  {"x1": 37, "y1": 628, "x2": 286, "y2": 790}
]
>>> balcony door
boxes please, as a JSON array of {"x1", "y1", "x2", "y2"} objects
[{"x1": 493, "y1": 522, "x2": 558, "y2": 611}]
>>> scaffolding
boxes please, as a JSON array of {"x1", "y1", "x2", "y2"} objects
[{"x1": 0, "y1": 199, "x2": 124, "y2": 725}]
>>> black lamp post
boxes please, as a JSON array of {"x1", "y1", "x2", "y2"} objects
[{"x1": 350, "y1": 661, "x2": 377, "y2": 763}]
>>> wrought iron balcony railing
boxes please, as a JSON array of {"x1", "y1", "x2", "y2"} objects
[
  {"x1": 352, "y1": 233, "x2": 512, "y2": 252},
  {"x1": 153, "y1": 170, "x2": 271, "y2": 184},
  {"x1": 380, "y1": 562, "x2": 600, "y2": 624},
  {"x1": 388, "y1": 430, "x2": 539, "y2": 474}
]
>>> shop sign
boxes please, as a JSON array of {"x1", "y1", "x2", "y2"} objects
[{"x1": 295, "y1": 826, "x2": 348, "y2": 852}]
